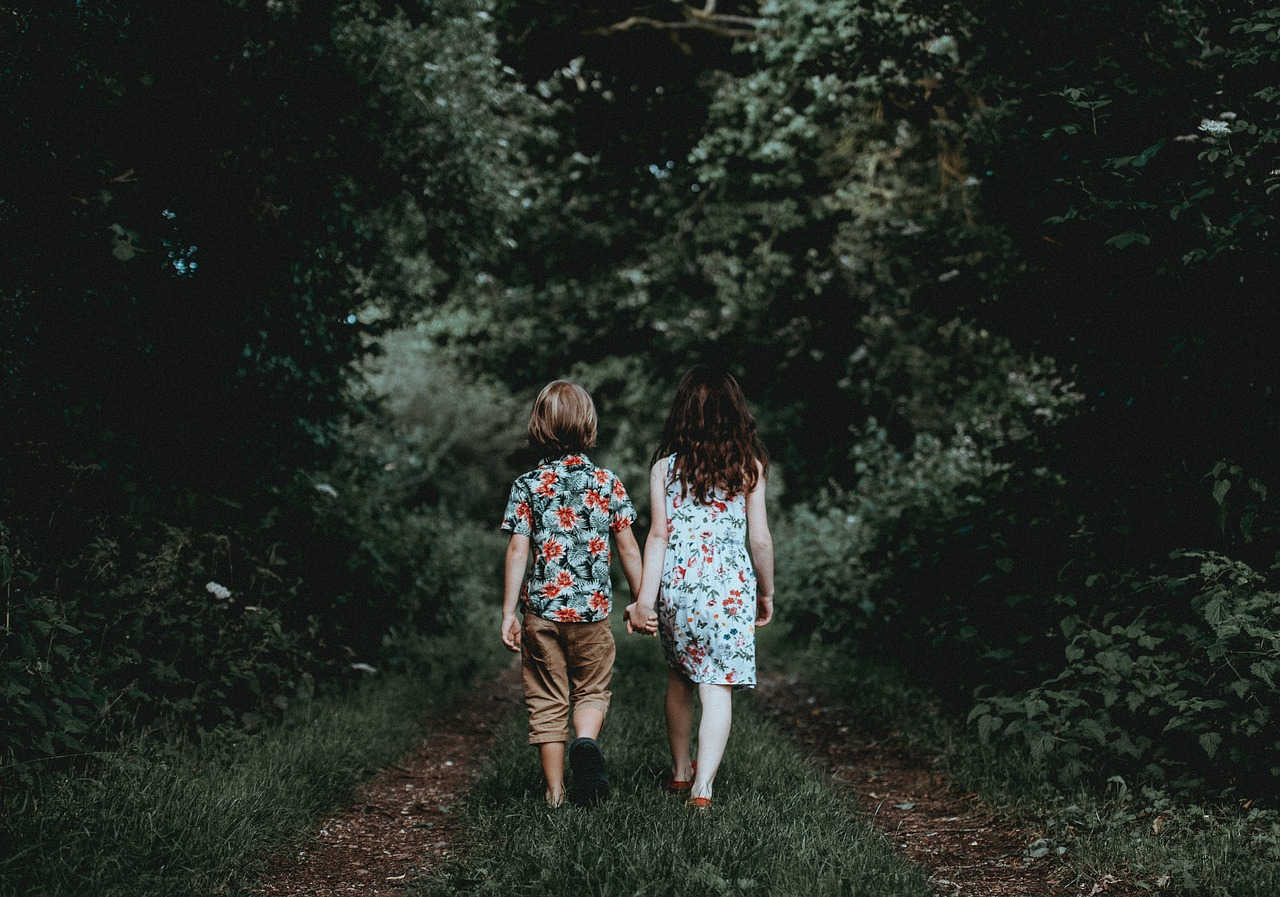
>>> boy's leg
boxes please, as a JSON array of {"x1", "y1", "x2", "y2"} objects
[
  {"x1": 665, "y1": 667, "x2": 696, "y2": 782},
  {"x1": 572, "y1": 704, "x2": 606, "y2": 740},
  {"x1": 537, "y1": 742, "x2": 566, "y2": 806},
  {"x1": 521, "y1": 615, "x2": 571, "y2": 803},
  {"x1": 690, "y1": 683, "x2": 732, "y2": 800},
  {"x1": 565, "y1": 620, "x2": 615, "y2": 806}
]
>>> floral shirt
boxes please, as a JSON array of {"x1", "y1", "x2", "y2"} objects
[{"x1": 501, "y1": 454, "x2": 636, "y2": 623}]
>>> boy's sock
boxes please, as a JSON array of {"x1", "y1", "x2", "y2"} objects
[{"x1": 567, "y1": 737, "x2": 610, "y2": 807}]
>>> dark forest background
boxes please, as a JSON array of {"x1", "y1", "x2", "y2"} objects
[{"x1": 3, "y1": 0, "x2": 1278, "y2": 798}]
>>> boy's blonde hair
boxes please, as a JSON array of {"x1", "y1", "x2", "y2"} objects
[{"x1": 528, "y1": 380, "x2": 598, "y2": 455}]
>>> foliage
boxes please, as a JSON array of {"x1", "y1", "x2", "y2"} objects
[
  {"x1": 1, "y1": 0, "x2": 534, "y2": 774},
  {"x1": 778, "y1": 337, "x2": 1082, "y2": 688},
  {"x1": 1, "y1": 0, "x2": 534, "y2": 499},
  {"x1": 0, "y1": 624, "x2": 503, "y2": 897},
  {"x1": 447, "y1": 0, "x2": 1057, "y2": 503},
  {"x1": 969, "y1": 551, "x2": 1280, "y2": 794},
  {"x1": 1, "y1": 382, "x2": 510, "y2": 776},
  {"x1": 772, "y1": 639, "x2": 1280, "y2": 897}
]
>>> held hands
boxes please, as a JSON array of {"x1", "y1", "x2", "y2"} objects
[
  {"x1": 500, "y1": 612, "x2": 522, "y2": 653},
  {"x1": 625, "y1": 601, "x2": 658, "y2": 637}
]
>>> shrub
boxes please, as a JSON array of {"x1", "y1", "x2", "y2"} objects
[{"x1": 969, "y1": 551, "x2": 1280, "y2": 794}]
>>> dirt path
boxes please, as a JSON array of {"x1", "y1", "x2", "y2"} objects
[
  {"x1": 253, "y1": 661, "x2": 523, "y2": 897},
  {"x1": 254, "y1": 658, "x2": 1135, "y2": 896},
  {"x1": 754, "y1": 669, "x2": 1141, "y2": 897}
]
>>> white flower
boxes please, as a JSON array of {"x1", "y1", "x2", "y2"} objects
[
  {"x1": 314, "y1": 483, "x2": 338, "y2": 498},
  {"x1": 350, "y1": 662, "x2": 378, "y2": 675},
  {"x1": 1198, "y1": 119, "x2": 1230, "y2": 135},
  {"x1": 206, "y1": 581, "x2": 232, "y2": 600}
]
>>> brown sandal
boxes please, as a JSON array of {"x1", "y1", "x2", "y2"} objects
[{"x1": 663, "y1": 762, "x2": 696, "y2": 793}]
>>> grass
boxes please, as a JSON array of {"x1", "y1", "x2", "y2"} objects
[
  {"x1": 0, "y1": 622, "x2": 507, "y2": 897},
  {"x1": 767, "y1": 633, "x2": 1280, "y2": 897},
  {"x1": 14, "y1": 607, "x2": 1269, "y2": 897},
  {"x1": 415, "y1": 620, "x2": 933, "y2": 897}
]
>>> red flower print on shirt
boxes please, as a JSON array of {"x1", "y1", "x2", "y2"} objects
[
  {"x1": 515, "y1": 501, "x2": 532, "y2": 524},
  {"x1": 554, "y1": 506, "x2": 581, "y2": 529},
  {"x1": 555, "y1": 607, "x2": 584, "y2": 622},
  {"x1": 585, "y1": 490, "x2": 610, "y2": 513},
  {"x1": 588, "y1": 535, "x2": 607, "y2": 555},
  {"x1": 564, "y1": 455, "x2": 584, "y2": 466},
  {"x1": 612, "y1": 481, "x2": 626, "y2": 499},
  {"x1": 542, "y1": 539, "x2": 566, "y2": 563},
  {"x1": 593, "y1": 469, "x2": 610, "y2": 485},
  {"x1": 588, "y1": 591, "x2": 609, "y2": 613},
  {"x1": 542, "y1": 571, "x2": 575, "y2": 600},
  {"x1": 535, "y1": 470, "x2": 559, "y2": 497}
]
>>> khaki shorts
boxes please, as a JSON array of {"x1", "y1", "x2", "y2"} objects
[{"x1": 521, "y1": 614, "x2": 616, "y2": 745}]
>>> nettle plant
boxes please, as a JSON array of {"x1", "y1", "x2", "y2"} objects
[{"x1": 969, "y1": 551, "x2": 1280, "y2": 794}]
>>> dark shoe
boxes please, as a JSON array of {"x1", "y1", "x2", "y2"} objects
[{"x1": 568, "y1": 737, "x2": 610, "y2": 807}]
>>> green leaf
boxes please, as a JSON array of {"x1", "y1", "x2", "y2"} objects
[
  {"x1": 1199, "y1": 731, "x2": 1222, "y2": 759},
  {"x1": 1104, "y1": 231, "x2": 1150, "y2": 249}
]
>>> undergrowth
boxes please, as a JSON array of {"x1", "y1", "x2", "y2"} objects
[
  {"x1": 771, "y1": 633, "x2": 1280, "y2": 897},
  {"x1": 0, "y1": 622, "x2": 505, "y2": 897}
]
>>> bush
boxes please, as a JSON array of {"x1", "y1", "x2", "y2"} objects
[
  {"x1": 0, "y1": 458, "x2": 496, "y2": 779},
  {"x1": 778, "y1": 342, "x2": 1083, "y2": 700},
  {"x1": 969, "y1": 551, "x2": 1280, "y2": 794}
]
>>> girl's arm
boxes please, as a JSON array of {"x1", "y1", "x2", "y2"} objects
[
  {"x1": 501, "y1": 533, "x2": 530, "y2": 651},
  {"x1": 626, "y1": 458, "x2": 669, "y2": 635},
  {"x1": 745, "y1": 462, "x2": 775, "y2": 626}
]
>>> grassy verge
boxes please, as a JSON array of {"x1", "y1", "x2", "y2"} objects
[
  {"x1": 766, "y1": 632, "x2": 1280, "y2": 897},
  {"x1": 416, "y1": 620, "x2": 933, "y2": 897},
  {"x1": 0, "y1": 621, "x2": 507, "y2": 897}
]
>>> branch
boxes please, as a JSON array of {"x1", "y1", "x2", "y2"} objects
[{"x1": 589, "y1": 2, "x2": 762, "y2": 40}]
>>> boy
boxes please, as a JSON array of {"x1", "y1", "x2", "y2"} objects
[{"x1": 500, "y1": 380, "x2": 642, "y2": 807}]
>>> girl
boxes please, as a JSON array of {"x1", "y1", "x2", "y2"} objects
[{"x1": 627, "y1": 365, "x2": 775, "y2": 809}]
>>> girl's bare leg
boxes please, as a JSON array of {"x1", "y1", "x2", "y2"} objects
[
  {"x1": 690, "y1": 683, "x2": 732, "y2": 800},
  {"x1": 664, "y1": 667, "x2": 696, "y2": 781}
]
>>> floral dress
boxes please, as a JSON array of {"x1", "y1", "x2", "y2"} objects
[{"x1": 656, "y1": 455, "x2": 758, "y2": 688}]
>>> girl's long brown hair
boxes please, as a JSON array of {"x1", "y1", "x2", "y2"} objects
[{"x1": 655, "y1": 365, "x2": 767, "y2": 503}]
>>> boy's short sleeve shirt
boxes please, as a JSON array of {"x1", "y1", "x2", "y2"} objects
[{"x1": 501, "y1": 454, "x2": 636, "y2": 623}]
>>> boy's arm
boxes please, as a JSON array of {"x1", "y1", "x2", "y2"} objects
[
  {"x1": 745, "y1": 464, "x2": 775, "y2": 626},
  {"x1": 614, "y1": 525, "x2": 643, "y2": 599},
  {"x1": 501, "y1": 534, "x2": 530, "y2": 652}
]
